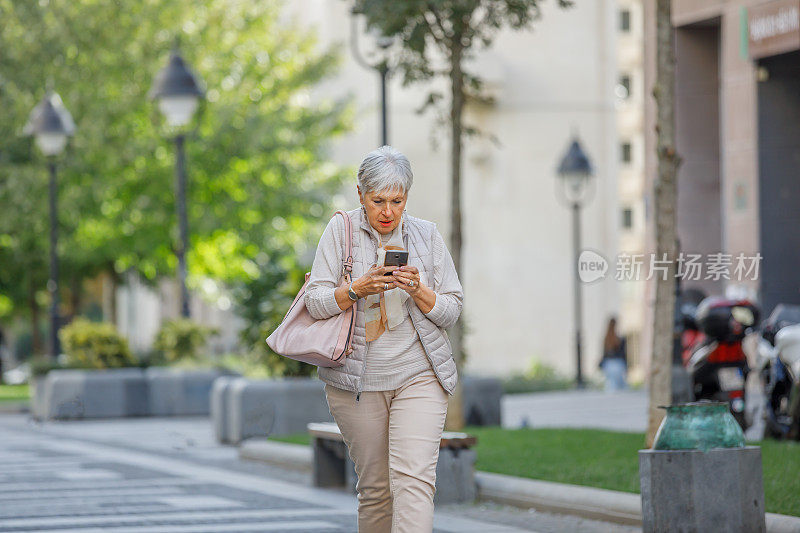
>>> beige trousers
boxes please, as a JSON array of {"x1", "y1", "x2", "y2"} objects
[{"x1": 324, "y1": 368, "x2": 448, "y2": 533}]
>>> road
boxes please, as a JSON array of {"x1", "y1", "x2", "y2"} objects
[{"x1": 0, "y1": 414, "x2": 638, "y2": 533}]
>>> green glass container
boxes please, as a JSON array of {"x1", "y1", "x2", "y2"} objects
[{"x1": 653, "y1": 402, "x2": 745, "y2": 452}]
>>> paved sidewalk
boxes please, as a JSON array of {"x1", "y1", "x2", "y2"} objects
[
  {"x1": 502, "y1": 388, "x2": 648, "y2": 432},
  {"x1": 502, "y1": 381, "x2": 767, "y2": 441},
  {"x1": 0, "y1": 414, "x2": 637, "y2": 533}
]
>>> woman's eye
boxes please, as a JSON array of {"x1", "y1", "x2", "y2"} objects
[{"x1": 393, "y1": 200, "x2": 401, "y2": 204}]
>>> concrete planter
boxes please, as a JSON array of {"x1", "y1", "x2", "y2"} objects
[
  {"x1": 214, "y1": 377, "x2": 334, "y2": 444},
  {"x1": 462, "y1": 376, "x2": 503, "y2": 426},
  {"x1": 146, "y1": 368, "x2": 231, "y2": 416},
  {"x1": 213, "y1": 374, "x2": 502, "y2": 444},
  {"x1": 35, "y1": 368, "x2": 148, "y2": 420},
  {"x1": 640, "y1": 447, "x2": 766, "y2": 532},
  {"x1": 33, "y1": 367, "x2": 236, "y2": 420}
]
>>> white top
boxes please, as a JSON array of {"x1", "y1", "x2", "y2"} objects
[{"x1": 360, "y1": 230, "x2": 432, "y2": 390}]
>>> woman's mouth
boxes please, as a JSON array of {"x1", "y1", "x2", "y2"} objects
[{"x1": 379, "y1": 220, "x2": 392, "y2": 226}]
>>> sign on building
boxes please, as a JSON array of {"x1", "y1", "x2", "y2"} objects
[{"x1": 748, "y1": 0, "x2": 800, "y2": 59}]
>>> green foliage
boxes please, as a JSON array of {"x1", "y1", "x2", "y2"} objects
[
  {"x1": 0, "y1": 384, "x2": 29, "y2": 402},
  {"x1": 153, "y1": 318, "x2": 217, "y2": 363},
  {"x1": 0, "y1": 1, "x2": 351, "y2": 351},
  {"x1": 524, "y1": 357, "x2": 557, "y2": 380},
  {"x1": 502, "y1": 357, "x2": 572, "y2": 394},
  {"x1": 59, "y1": 318, "x2": 136, "y2": 369},
  {"x1": 232, "y1": 251, "x2": 316, "y2": 378}
]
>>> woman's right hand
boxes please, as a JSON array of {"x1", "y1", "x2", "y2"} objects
[{"x1": 351, "y1": 264, "x2": 398, "y2": 298}]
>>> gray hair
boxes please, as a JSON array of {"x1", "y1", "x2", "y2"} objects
[{"x1": 357, "y1": 146, "x2": 413, "y2": 195}]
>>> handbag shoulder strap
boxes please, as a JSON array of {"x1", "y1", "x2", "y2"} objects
[{"x1": 334, "y1": 210, "x2": 353, "y2": 275}]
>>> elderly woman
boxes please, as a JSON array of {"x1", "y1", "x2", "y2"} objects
[{"x1": 304, "y1": 146, "x2": 463, "y2": 533}]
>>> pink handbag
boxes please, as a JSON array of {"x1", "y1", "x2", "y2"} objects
[{"x1": 265, "y1": 211, "x2": 354, "y2": 367}]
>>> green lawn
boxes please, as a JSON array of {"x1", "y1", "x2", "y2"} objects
[
  {"x1": 0, "y1": 384, "x2": 29, "y2": 402},
  {"x1": 272, "y1": 426, "x2": 800, "y2": 517}
]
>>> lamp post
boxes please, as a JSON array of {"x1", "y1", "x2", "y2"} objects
[
  {"x1": 349, "y1": 9, "x2": 394, "y2": 146},
  {"x1": 24, "y1": 92, "x2": 76, "y2": 359},
  {"x1": 149, "y1": 47, "x2": 204, "y2": 318},
  {"x1": 556, "y1": 137, "x2": 594, "y2": 389}
]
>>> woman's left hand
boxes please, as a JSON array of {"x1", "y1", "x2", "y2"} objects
[{"x1": 391, "y1": 265, "x2": 422, "y2": 294}]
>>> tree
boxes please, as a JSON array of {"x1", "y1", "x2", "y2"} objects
[
  {"x1": 0, "y1": 0, "x2": 352, "y2": 358},
  {"x1": 647, "y1": 0, "x2": 681, "y2": 447},
  {"x1": 352, "y1": 0, "x2": 570, "y2": 429}
]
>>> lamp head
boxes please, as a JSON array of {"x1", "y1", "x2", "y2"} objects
[
  {"x1": 149, "y1": 49, "x2": 204, "y2": 128},
  {"x1": 557, "y1": 138, "x2": 593, "y2": 198},
  {"x1": 24, "y1": 92, "x2": 75, "y2": 157}
]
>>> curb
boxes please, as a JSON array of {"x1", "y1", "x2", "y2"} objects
[
  {"x1": 238, "y1": 439, "x2": 800, "y2": 532},
  {"x1": 239, "y1": 438, "x2": 312, "y2": 471},
  {"x1": 0, "y1": 401, "x2": 29, "y2": 414},
  {"x1": 474, "y1": 471, "x2": 641, "y2": 526}
]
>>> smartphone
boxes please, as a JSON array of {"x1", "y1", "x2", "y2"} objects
[{"x1": 384, "y1": 251, "x2": 409, "y2": 269}]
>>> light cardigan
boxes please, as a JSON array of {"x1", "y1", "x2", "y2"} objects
[{"x1": 304, "y1": 208, "x2": 463, "y2": 395}]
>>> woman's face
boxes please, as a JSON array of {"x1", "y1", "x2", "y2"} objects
[{"x1": 359, "y1": 186, "x2": 407, "y2": 235}]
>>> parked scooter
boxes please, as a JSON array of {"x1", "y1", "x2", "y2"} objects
[
  {"x1": 757, "y1": 304, "x2": 800, "y2": 439},
  {"x1": 681, "y1": 296, "x2": 759, "y2": 430}
]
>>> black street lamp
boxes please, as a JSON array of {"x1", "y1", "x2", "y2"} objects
[
  {"x1": 350, "y1": 9, "x2": 395, "y2": 146},
  {"x1": 556, "y1": 137, "x2": 594, "y2": 389},
  {"x1": 24, "y1": 92, "x2": 76, "y2": 359},
  {"x1": 149, "y1": 47, "x2": 204, "y2": 318}
]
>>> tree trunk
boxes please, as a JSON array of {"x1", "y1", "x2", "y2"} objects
[
  {"x1": 102, "y1": 269, "x2": 118, "y2": 325},
  {"x1": 69, "y1": 276, "x2": 82, "y2": 321},
  {"x1": 445, "y1": 41, "x2": 466, "y2": 431},
  {"x1": 29, "y1": 279, "x2": 43, "y2": 357},
  {"x1": 647, "y1": 0, "x2": 681, "y2": 447}
]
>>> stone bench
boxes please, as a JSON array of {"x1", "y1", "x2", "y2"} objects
[{"x1": 307, "y1": 422, "x2": 477, "y2": 504}]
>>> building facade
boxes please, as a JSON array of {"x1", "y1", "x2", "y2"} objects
[
  {"x1": 289, "y1": 0, "x2": 626, "y2": 379},
  {"x1": 616, "y1": 0, "x2": 648, "y2": 378},
  {"x1": 641, "y1": 0, "x2": 800, "y2": 369}
]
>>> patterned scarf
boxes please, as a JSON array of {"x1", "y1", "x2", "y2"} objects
[{"x1": 364, "y1": 217, "x2": 409, "y2": 342}]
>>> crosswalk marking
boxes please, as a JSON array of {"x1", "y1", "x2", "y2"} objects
[
  {"x1": 0, "y1": 508, "x2": 353, "y2": 529},
  {"x1": 157, "y1": 495, "x2": 244, "y2": 508},
  {"x1": 0, "y1": 486, "x2": 179, "y2": 501},
  {"x1": 0, "y1": 477, "x2": 203, "y2": 493},
  {"x1": 22, "y1": 520, "x2": 342, "y2": 532}
]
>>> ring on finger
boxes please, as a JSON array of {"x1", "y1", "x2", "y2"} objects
[
  {"x1": 384, "y1": 283, "x2": 389, "y2": 290},
  {"x1": 409, "y1": 280, "x2": 415, "y2": 287}
]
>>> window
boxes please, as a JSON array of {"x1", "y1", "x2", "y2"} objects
[
  {"x1": 622, "y1": 207, "x2": 634, "y2": 229},
  {"x1": 619, "y1": 10, "x2": 631, "y2": 32},
  {"x1": 621, "y1": 142, "x2": 632, "y2": 163},
  {"x1": 618, "y1": 75, "x2": 631, "y2": 99}
]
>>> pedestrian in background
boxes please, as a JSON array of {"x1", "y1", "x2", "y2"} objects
[
  {"x1": 599, "y1": 316, "x2": 628, "y2": 391},
  {"x1": 304, "y1": 146, "x2": 463, "y2": 533}
]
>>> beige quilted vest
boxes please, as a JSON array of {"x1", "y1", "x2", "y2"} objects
[{"x1": 317, "y1": 208, "x2": 459, "y2": 396}]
